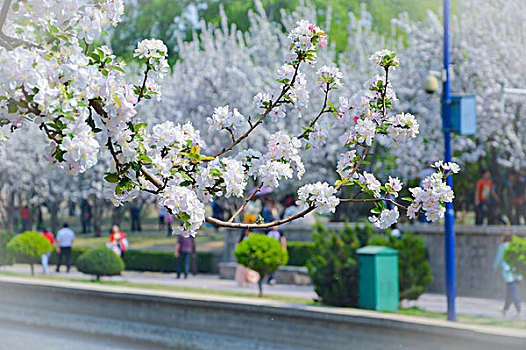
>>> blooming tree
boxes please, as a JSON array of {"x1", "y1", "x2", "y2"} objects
[
  {"x1": 379, "y1": 0, "x2": 526, "y2": 177},
  {"x1": 0, "y1": 0, "x2": 457, "y2": 235}
]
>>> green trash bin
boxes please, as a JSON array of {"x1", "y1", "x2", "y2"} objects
[{"x1": 356, "y1": 245, "x2": 399, "y2": 311}]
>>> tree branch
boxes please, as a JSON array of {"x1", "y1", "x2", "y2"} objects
[
  {"x1": 206, "y1": 204, "x2": 316, "y2": 229},
  {"x1": 0, "y1": 0, "x2": 11, "y2": 32}
]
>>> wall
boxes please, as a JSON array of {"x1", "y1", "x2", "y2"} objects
[
  {"x1": 0, "y1": 277, "x2": 525, "y2": 350},
  {"x1": 223, "y1": 223, "x2": 526, "y2": 299}
]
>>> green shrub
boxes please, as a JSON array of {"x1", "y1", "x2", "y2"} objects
[
  {"x1": 287, "y1": 242, "x2": 314, "y2": 266},
  {"x1": 369, "y1": 231, "x2": 433, "y2": 300},
  {"x1": 0, "y1": 231, "x2": 15, "y2": 266},
  {"x1": 7, "y1": 231, "x2": 52, "y2": 275},
  {"x1": 76, "y1": 247, "x2": 124, "y2": 280},
  {"x1": 234, "y1": 233, "x2": 288, "y2": 296},
  {"x1": 504, "y1": 236, "x2": 526, "y2": 275},
  {"x1": 354, "y1": 223, "x2": 374, "y2": 247},
  {"x1": 122, "y1": 250, "x2": 214, "y2": 273},
  {"x1": 307, "y1": 222, "x2": 360, "y2": 306}
]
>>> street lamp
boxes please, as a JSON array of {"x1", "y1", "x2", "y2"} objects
[{"x1": 423, "y1": 0, "x2": 457, "y2": 321}]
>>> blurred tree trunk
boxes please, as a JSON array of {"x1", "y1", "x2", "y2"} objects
[
  {"x1": 111, "y1": 206, "x2": 126, "y2": 226},
  {"x1": 92, "y1": 197, "x2": 105, "y2": 237}
]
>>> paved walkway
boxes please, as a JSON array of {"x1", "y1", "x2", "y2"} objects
[
  {"x1": 1, "y1": 264, "x2": 522, "y2": 320},
  {"x1": 401, "y1": 293, "x2": 523, "y2": 319}
]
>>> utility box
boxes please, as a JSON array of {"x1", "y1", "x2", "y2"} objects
[
  {"x1": 357, "y1": 246, "x2": 399, "y2": 311},
  {"x1": 450, "y1": 94, "x2": 477, "y2": 135}
]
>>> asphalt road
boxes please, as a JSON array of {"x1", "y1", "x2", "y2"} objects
[{"x1": 0, "y1": 321, "x2": 174, "y2": 350}]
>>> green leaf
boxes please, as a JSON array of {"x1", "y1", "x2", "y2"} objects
[
  {"x1": 209, "y1": 168, "x2": 221, "y2": 177},
  {"x1": 138, "y1": 153, "x2": 152, "y2": 163},
  {"x1": 108, "y1": 65, "x2": 126, "y2": 74},
  {"x1": 7, "y1": 103, "x2": 17, "y2": 114},
  {"x1": 104, "y1": 173, "x2": 119, "y2": 183},
  {"x1": 134, "y1": 122, "x2": 147, "y2": 132},
  {"x1": 401, "y1": 197, "x2": 414, "y2": 202},
  {"x1": 370, "y1": 207, "x2": 382, "y2": 214}
]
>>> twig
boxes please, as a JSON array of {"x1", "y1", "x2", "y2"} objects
[
  {"x1": 228, "y1": 182, "x2": 263, "y2": 223},
  {"x1": 339, "y1": 197, "x2": 407, "y2": 210},
  {"x1": 226, "y1": 127, "x2": 236, "y2": 143},
  {"x1": 136, "y1": 66, "x2": 151, "y2": 104},
  {"x1": 298, "y1": 83, "x2": 330, "y2": 139},
  {"x1": 211, "y1": 58, "x2": 303, "y2": 159}
]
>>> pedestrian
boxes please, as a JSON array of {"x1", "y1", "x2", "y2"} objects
[
  {"x1": 166, "y1": 214, "x2": 173, "y2": 237},
  {"x1": 20, "y1": 206, "x2": 31, "y2": 232},
  {"x1": 281, "y1": 196, "x2": 315, "y2": 225},
  {"x1": 158, "y1": 204, "x2": 166, "y2": 231},
  {"x1": 175, "y1": 234, "x2": 195, "y2": 279},
  {"x1": 130, "y1": 204, "x2": 142, "y2": 232},
  {"x1": 267, "y1": 226, "x2": 287, "y2": 285},
  {"x1": 211, "y1": 201, "x2": 225, "y2": 231},
  {"x1": 55, "y1": 223, "x2": 75, "y2": 273},
  {"x1": 80, "y1": 199, "x2": 92, "y2": 234},
  {"x1": 234, "y1": 228, "x2": 259, "y2": 287},
  {"x1": 108, "y1": 224, "x2": 129, "y2": 257},
  {"x1": 475, "y1": 170, "x2": 499, "y2": 225},
  {"x1": 261, "y1": 196, "x2": 280, "y2": 223},
  {"x1": 40, "y1": 228, "x2": 54, "y2": 275},
  {"x1": 494, "y1": 232, "x2": 522, "y2": 317},
  {"x1": 507, "y1": 171, "x2": 525, "y2": 225}
]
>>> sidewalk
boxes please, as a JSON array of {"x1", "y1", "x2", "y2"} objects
[{"x1": 1, "y1": 264, "x2": 521, "y2": 320}]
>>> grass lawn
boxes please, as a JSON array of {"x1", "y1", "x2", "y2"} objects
[
  {"x1": 71, "y1": 217, "x2": 224, "y2": 252},
  {"x1": 45, "y1": 213, "x2": 224, "y2": 252},
  {"x1": 0, "y1": 271, "x2": 311, "y2": 305},
  {"x1": 2, "y1": 271, "x2": 526, "y2": 330}
]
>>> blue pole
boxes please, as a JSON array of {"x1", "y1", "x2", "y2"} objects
[{"x1": 443, "y1": 0, "x2": 457, "y2": 322}]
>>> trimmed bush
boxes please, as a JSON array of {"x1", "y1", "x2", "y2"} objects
[
  {"x1": 234, "y1": 233, "x2": 288, "y2": 296},
  {"x1": 287, "y1": 242, "x2": 314, "y2": 266},
  {"x1": 7, "y1": 231, "x2": 52, "y2": 275},
  {"x1": 0, "y1": 231, "x2": 15, "y2": 266},
  {"x1": 504, "y1": 236, "x2": 526, "y2": 275},
  {"x1": 307, "y1": 222, "x2": 360, "y2": 306},
  {"x1": 76, "y1": 247, "x2": 124, "y2": 280},
  {"x1": 369, "y1": 231, "x2": 433, "y2": 300},
  {"x1": 122, "y1": 250, "x2": 214, "y2": 273}
]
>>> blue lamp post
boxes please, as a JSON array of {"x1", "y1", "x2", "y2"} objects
[
  {"x1": 426, "y1": 0, "x2": 477, "y2": 322},
  {"x1": 442, "y1": 0, "x2": 457, "y2": 322}
]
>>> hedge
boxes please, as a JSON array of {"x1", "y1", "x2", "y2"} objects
[
  {"x1": 251, "y1": 241, "x2": 317, "y2": 267},
  {"x1": 287, "y1": 242, "x2": 314, "y2": 266},
  {"x1": 123, "y1": 250, "x2": 214, "y2": 273},
  {"x1": 44, "y1": 248, "x2": 214, "y2": 273}
]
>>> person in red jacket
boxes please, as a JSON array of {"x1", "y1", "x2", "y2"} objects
[
  {"x1": 108, "y1": 224, "x2": 129, "y2": 257},
  {"x1": 40, "y1": 228, "x2": 54, "y2": 275}
]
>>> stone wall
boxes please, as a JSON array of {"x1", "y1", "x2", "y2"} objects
[
  {"x1": 1, "y1": 277, "x2": 525, "y2": 350},
  {"x1": 223, "y1": 223, "x2": 526, "y2": 299}
]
